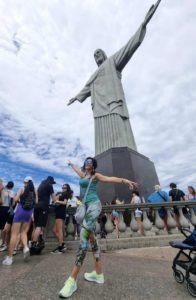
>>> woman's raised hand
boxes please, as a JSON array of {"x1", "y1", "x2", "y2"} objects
[{"x1": 125, "y1": 180, "x2": 138, "y2": 190}]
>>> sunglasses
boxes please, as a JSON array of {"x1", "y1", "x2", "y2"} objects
[
  {"x1": 84, "y1": 159, "x2": 93, "y2": 165},
  {"x1": 62, "y1": 186, "x2": 67, "y2": 189}
]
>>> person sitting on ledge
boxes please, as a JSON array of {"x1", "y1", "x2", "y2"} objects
[{"x1": 111, "y1": 196, "x2": 124, "y2": 239}]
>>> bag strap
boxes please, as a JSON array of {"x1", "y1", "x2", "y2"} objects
[
  {"x1": 157, "y1": 191, "x2": 167, "y2": 202},
  {"x1": 173, "y1": 189, "x2": 179, "y2": 201},
  {"x1": 82, "y1": 177, "x2": 93, "y2": 203}
]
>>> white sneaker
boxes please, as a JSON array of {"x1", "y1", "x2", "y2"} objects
[
  {"x1": 2, "y1": 256, "x2": 13, "y2": 266},
  {"x1": 23, "y1": 246, "x2": 30, "y2": 261},
  {"x1": 0, "y1": 244, "x2": 7, "y2": 252}
]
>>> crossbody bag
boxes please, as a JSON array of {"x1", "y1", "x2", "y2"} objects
[{"x1": 75, "y1": 177, "x2": 93, "y2": 224}]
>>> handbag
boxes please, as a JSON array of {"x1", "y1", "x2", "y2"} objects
[{"x1": 75, "y1": 177, "x2": 93, "y2": 224}]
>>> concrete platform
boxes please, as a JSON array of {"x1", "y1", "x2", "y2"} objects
[{"x1": 0, "y1": 246, "x2": 193, "y2": 300}]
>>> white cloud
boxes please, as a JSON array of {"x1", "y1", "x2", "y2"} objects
[{"x1": 0, "y1": 0, "x2": 196, "y2": 194}]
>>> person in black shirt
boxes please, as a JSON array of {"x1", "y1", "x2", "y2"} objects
[
  {"x1": 31, "y1": 176, "x2": 56, "y2": 247},
  {"x1": 51, "y1": 184, "x2": 72, "y2": 254},
  {"x1": 169, "y1": 182, "x2": 187, "y2": 229}
]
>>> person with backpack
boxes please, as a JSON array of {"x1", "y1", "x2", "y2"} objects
[
  {"x1": 2, "y1": 176, "x2": 37, "y2": 266},
  {"x1": 148, "y1": 185, "x2": 170, "y2": 231},
  {"x1": 30, "y1": 176, "x2": 56, "y2": 253}
]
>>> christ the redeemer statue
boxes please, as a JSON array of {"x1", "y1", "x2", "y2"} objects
[{"x1": 68, "y1": 0, "x2": 162, "y2": 155}]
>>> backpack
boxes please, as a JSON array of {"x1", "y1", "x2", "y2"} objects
[
  {"x1": 30, "y1": 235, "x2": 45, "y2": 255},
  {"x1": 21, "y1": 191, "x2": 35, "y2": 210}
]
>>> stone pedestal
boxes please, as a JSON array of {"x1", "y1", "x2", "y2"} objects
[{"x1": 95, "y1": 147, "x2": 159, "y2": 203}]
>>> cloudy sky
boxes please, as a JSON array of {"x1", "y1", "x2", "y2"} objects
[{"x1": 0, "y1": 0, "x2": 195, "y2": 196}]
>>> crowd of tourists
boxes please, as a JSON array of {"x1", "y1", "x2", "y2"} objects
[
  {"x1": 110, "y1": 183, "x2": 196, "y2": 238},
  {"x1": 0, "y1": 175, "x2": 82, "y2": 266},
  {"x1": 0, "y1": 156, "x2": 137, "y2": 298}
]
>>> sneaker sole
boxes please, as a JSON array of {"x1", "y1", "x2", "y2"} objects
[
  {"x1": 24, "y1": 250, "x2": 30, "y2": 261},
  {"x1": 84, "y1": 274, "x2": 104, "y2": 284},
  {"x1": 58, "y1": 286, "x2": 77, "y2": 298}
]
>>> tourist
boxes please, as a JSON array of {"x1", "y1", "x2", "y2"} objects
[
  {"x1": 169, "y1": 183, "x2": 187, "y2": 230},
  {"x1": 0, "y1": 181, "x2": 15, "y2": 252},
  {"x1": 51, "y1": 184, "x2": 71, "y2": 254},
  {"x1": 31, "y1": 176, "x2": 56, "y2": 251},
  {"x1": 0, "y1": 178, "x2": 5, "y2": 243},
  {"x1": 186, "y1": 186, "x2": 196, "y2": 213},
  {"x1": 131, "y1": 191, "x2": 144, "y2": 235},
  {"x1": 2, "y1": 176, "x2": 37, "y2": 266},
  {"x1": 186, "y1": 186, "x2": 196, "y2": 201},
  {"x1": 148, "y1": 185, "x2": 170, "y2": 231},
  {"x1": 111, "y1": 196, "x2": 124, "y2": 238},
  {"x1": 66, "y1": 191, "x2": 81, "y2": 240},
  {"x1": 58, "y1": 157, "x2": 137, "y2": 298}
]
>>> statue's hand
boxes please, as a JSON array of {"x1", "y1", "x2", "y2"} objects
[
  {"x1": 67, "y1": 98, "x2": 77, "y2": 106},
  {"x1": 143, "y1": 0, "x2": 162, "y2": 27}
]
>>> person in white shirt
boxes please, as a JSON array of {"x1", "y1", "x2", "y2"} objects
[
  {"x1": 66, "y1": 191, "x2": 81, "y2": 240},
  {"x1": 131, "y1": 191, "x2": 144, "y2": 235}
]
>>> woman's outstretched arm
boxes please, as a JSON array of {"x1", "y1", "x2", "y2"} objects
[
  {"x1": 94, "y1": 172, "x2": 137, "y2": 190},
  {"x1": 67, "y1": 160, "x2": 85, "y2": 178}
]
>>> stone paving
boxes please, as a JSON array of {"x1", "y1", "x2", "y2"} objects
[{"x1": 0, "y1": 246, "x2": 194, "y2": 300}]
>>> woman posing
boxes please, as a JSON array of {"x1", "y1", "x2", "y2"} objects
[
  {"x1": 59, "y1": 157, "x2": 137, "y2": 298},
  {"x1": 2, "y1": 177, "x2": 37, "y2": 266}
]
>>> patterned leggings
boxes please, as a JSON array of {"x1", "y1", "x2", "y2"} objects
[{"x1": 75, "y1": 201, "x2": 102, "y2": 267}]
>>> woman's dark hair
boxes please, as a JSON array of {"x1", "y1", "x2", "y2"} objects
[
  {"x1": 188, "y1": 186, "x2": 196, "y2": 196},
  {"x1": 6, "y1": 181, "x2": 14, "y2": 189},
  {"x1": 62, "y1": 184, "x2": 72, "y2": 199},
  {"x1": 21, "y1": 180, "x2": 35, "y2": 201},
  {"x1": 82, "y1": 157, "x2": 97, "y2": 175},
  {"x1": 132, "y1": 190, "x2": 140, "y2": 197}
]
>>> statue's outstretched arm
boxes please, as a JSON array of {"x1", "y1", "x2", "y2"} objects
[
  {"x1": 67, "y1": 84, "x2": 91, "y2": 106},
  {"x1": 143, "y1": 0, "x2": 162, "y2": 27},
  {"x1": 113, "y1": 0, "x2": 162, "y2": 71}
]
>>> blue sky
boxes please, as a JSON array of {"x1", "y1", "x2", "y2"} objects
[{"x1": 0, "y1": 0, "x2": 196, "y2": 196}]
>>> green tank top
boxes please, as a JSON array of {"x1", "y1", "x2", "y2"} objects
[{"x1": 79, "y1": 178, "x2": 100, "y2": 204}]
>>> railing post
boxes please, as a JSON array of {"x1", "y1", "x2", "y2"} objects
[
  {"x1": 166, "y1": 208, "x2": 177, "y2": 234},
  {"x1": 65, "y1": 215, "x2": 75, "y2": 241},
  {"x1": 190, "y1": 208, "x2": 196, "y2": 226},
  {"x1": 105, "y1": 212, "x2": 114, "y2": 239},
  {"x1": 179, "y1": 207, "x2": 189, "y2": 228},
  {"x1": 143, "y1": 210, "x2": 153, "y2": 235},
  {"x1": 118, "y1": 212, "x2": 127, "y2": 237},
  {"x1": 130, "y1": 211, "x2": 139, "y2": 236},
  {"x1": 154, "y1": 209, "x2": 165, "y2": 235}
]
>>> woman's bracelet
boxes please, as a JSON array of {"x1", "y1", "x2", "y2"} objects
[{"x1": 121, "y1": 178, "x2": 126, "y2": 184}]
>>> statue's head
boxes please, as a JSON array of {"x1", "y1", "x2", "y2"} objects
[{"x1": 94, "y1": 49, "x2": 107, "y2": 66}]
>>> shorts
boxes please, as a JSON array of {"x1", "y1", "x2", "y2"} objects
[
  {"x1": 173, "y1": 206, "x2": 188, "y2": 215},
  {"x1": 55, "y1": 206, "x2": 66, "y2": 220},
  {"x1": 0, "y1": 206, "x2": 9, "y2": 229},
  {"x1": 65, "y1": 215, "x2": 77, "y2": 225},
  {"x1": 13, "y1": 203, "x2": 33, "y2": 223},
  {"x1": 159, "y1": 208, "x2": 167, "y2": 218},
  {"x1": 34, "y1": 207, "x2": 49, "y2": 227},
  {"x1": 111, "y1": 210, "x2": 119, "y2": 219},
  {"x1": 7, "y1": 213, "x2": 15, "y2": 225},
  {"x1": 135, "y1": 208, "x2": 142, "y2": 218}
]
